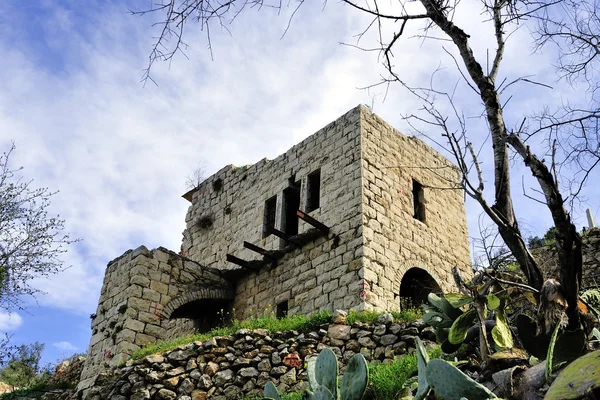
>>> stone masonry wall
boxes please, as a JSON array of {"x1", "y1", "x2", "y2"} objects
[
  {"x1": 181, "y1": 107, "x2": 366, "y2": 320},
  {"x1": 89, "y1": 313, "x2": 435, "y2": 400},
  {"x1": 78, "y1": 247, "x2": 232, "y2": 394},
  {"x1": 79, "y1": 105, "x2": 473, "y2": 396},
  {"x1": 534, "y1": 228, "x2": 600, "y2": 289},
  {"x1": 359, "y1": 110, "x2": 471, "y2": 311}
]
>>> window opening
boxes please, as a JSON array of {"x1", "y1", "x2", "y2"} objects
[
  {"x1": 276, "y1": 301, "x2": 288, "y2": 319},
  {"x1": 412, "y1": 179, "x2": 426, "y2": 223},
  {"x1": 282, "y1": 182, "x2": 301, "y2": 236},
  {"x1": 306, "y1": 169, "x2": 321, "y2": 212},
  {"x1": 263, "y1": 196, "x2": 277, "y2": 238}
]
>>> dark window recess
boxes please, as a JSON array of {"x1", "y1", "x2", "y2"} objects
[
  {"x1": 412, "y1": 179, "x2": 426, "y2": 223},
  {"x1": 282, "y1": 182, "x2": 301, "y2": 237},
  {"x1": 276, "y1": 301, "x2": 288, "y2": 319},
  {"x1": 306, "y1": 169, "x2": 321, "y2": 212},
  {"x1": 263, "y1": 196, "x2": 277, "y2": 238}
]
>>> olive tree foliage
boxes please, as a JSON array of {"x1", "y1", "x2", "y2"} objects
[
  {"x1": 133, "y1": 0, "x2": 600, "y2": 331},
  {"x1": 0, "y1": 144, "x2": 76, "y2": 311},
  {"x1": 0, "y1": 342, "x2": 45, "y2": 386}
]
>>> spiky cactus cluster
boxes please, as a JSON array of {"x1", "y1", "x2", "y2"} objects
[{"x1": 262, "y1": 348, "x2": 368, "y2": 400}]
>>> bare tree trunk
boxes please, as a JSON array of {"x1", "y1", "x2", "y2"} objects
[
  {"x1": 420, "y1": 0, "x2": 545, "y2": 292},
  {"x1": 508, "y1": 135, "x2": 582, "y2": 328}
]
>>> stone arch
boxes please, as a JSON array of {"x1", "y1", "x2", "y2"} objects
[
  {"x1": 393, "y1": 261, "x2": 443, "y2": 307},
  {"x1": 162, "y1": 287, "x2": 234, "y2": 332}
]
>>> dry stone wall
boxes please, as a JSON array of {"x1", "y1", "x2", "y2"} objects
[
  {"x1": 78, "y1": 247, "x2": 232, "y2": 394},
  {"x1": 87, "y1": 314, "x2": 435, "y2": 400},
  {"x1": 534, "y1": 228, "x2": 600, "y2": 288}
]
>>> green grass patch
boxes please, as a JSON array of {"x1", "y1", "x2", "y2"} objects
[
  {"x1": 130, "y1": 308, "x2": 422, "y2": 362},
  {"x1": 367, "y1": 346, "x2": 442, "y2": 400},
  {"x1": 242, "y1": 391, "x2": 304, "y2": 400},
  {"x1": 130, "y1": 311, "x2": 332, "y2": 360},
  {"x1": 0, "y1": 380, "x2": 73, "y2": 400},
  {"x1": 346, "y1": 307, "x2": 422, "y2": 325}
]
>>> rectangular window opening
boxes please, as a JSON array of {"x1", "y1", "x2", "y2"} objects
[
  {"x1": 412, "y1": 179, "x2": 426, "y2": 223},
  {"x1": 281, "y1": 182, "x2": 301, "y2": 248},
  {"x1": 263, "y1": 196, "x2": 277, "y2": 238},
  {"x1": 306, "y1": 169, "x2": 321, "y2": 212},
  {"x1": 276, "y1": 301, "x2": 288, "y2": 319}
]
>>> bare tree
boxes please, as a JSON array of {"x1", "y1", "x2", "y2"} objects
[
  {"x1": 134, "y1": 0, "x2": 600, "y2": 331},
  {"x1": 0, "y1": 144, "x2": 76, "y2": 311},
  {"x1": 185, "y1": 163, "x2": 207, "y2": 191}
]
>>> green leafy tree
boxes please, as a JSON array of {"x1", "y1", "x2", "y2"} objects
[{"x1": 0, "y1": 342, "x2": 44, "y2": 387}]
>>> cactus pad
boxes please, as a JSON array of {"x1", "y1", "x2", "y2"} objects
[
  {"x1": 310, "y1": 386, "x2": 335, "y2": 400},
  {"x1": 315, "y1": 348, "x2": 338, "y2": 398},
  {"x1": 307, "y1": 356, "x2": 318, "y2": 391},
  {"x1": 448, "y1": 309, "x2": 477, "y2": 344},
  {"x1": 428, "y1": 293, "x2": 463, "y2": 319},
  {"x1": 425, "y1": 359, "x2": 497, "y2": 399},
  {"x1": 263, "y1": 381, "x2": 280, "y2": 400},
  {"x1": 415, "y1": 337, "x2": 431, "y2": 400},
  {"x1": 545, "y1": 350, "x2": 600, "y2": 399},
  {"x1": 340, "y1": 353, "x2": 368, "y2": 400}
]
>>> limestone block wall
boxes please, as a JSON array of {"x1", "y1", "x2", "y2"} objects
[
  {"x1": 181, "y1": 106, "x2": 366, "y2": 320},
  {"x1": 78, "y1": 246, "x2": 232, "y2": 393},
  {"x1": 358, "y1": 110, "x2": 471, "y2": 311}
]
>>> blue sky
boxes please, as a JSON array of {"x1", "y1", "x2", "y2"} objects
[{"x1": 0, "y1": 1, "x2": 598, "y2": 365}]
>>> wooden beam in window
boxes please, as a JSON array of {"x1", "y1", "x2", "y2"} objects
[{"x1": 296, "y1": 210, "x2": 330, "y2": 235}]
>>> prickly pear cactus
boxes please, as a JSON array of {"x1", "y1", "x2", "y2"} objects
[
  {"x1": 425, "y1": 359, "x2": 497, "y2": 399},
  {"x1": 307, "y1": 356, "x2": 318, "y2": 391},
  {"x1": 414, "y1": 337, "x2": 430, "y2": 400},
  {"x1": 315, "y1": 348, "x2": 338, "y2": 397},
  {"x1": 516, "y1": 313, "x2": 584, "y2": 363},
  {"x1": 428, "y1": 293, "x2": 463, "y2": 319},
  {"x1": 311, "y1": 386, "x2": 334, "y2": 400},
  {"x1": 448, "y1": 309, "x2": 477, "y2": 344},
  {"x1": 305, "y1": 348, "x2": 368, "y2": 400},
  {"x1": 263, "y1": 381, "x2": 280, "y2": 400},
  {"x1": 339, "y1": 353, "x2": 369, "y2": 400},
  {"x1": 545, "y1": 350, "x2": 600, "y2": 400},
  {"x1": 516, "y1": 314, "x2": 550, "y2": 359}
]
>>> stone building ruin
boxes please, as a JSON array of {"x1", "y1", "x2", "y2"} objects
[{"x1": 78, "y1": 105, "x2": 471, "y2": 392}]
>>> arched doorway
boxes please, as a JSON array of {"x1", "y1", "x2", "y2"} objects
[
  {"x1": 163, "y1": 287, "x2": 234, "y2": 333},
  {"x1": 170, "y1": 298, "x2": 233, "y2": 332},
  {"x1": 399, "y1": 267, "x2": 442, "y2": 306}
]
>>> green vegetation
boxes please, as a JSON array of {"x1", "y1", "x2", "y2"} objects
[
  {"x1": 131, "y1": 310, "x2": 333, "y2": 360},
  {"x1": 0, "y1": 379, "x2": 73, "y2": 400},
  {"x1": 242, "y1": 392, "x2": 304, "y2": 400},
  {"x1": 132, "y1": 308, "x2": 422, "y2": 361},
  {"x1": 0, "y1": 342, "x2": 45, "y2": 388},
  {"x1": 367, "y1": 346, "x2": 442, "y2": 400},
  {"x1": 346, "y1": 305, "x2": 421, "y2": 326}
]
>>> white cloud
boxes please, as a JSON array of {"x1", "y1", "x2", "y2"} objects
[
  {"x1": 0, "y1": 0, "x2": 597, "y2": 321},
  {"x1": 0, "y1": 312, "x2": 23, "y2": 332},
  {"x1": 52, "y1": 341, "x2": 78, "y2": 352}
]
